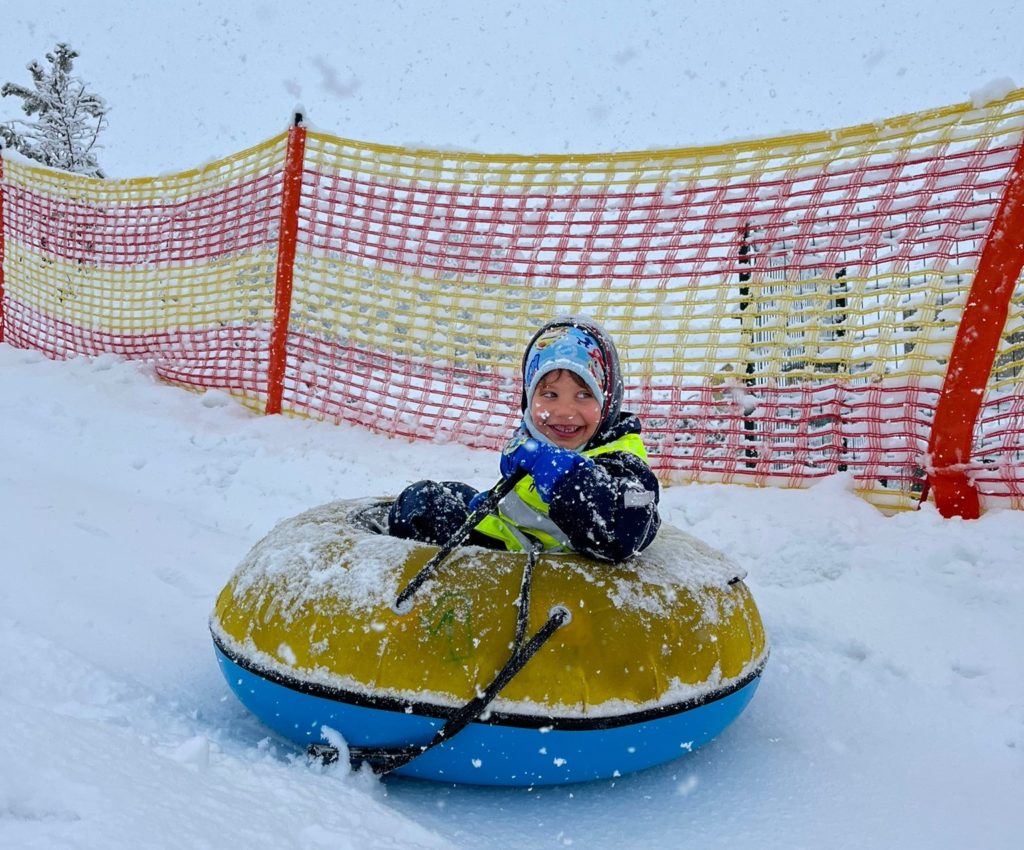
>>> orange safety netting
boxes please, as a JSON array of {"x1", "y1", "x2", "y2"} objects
[{"x1": 3, "y1": 92, "x2": 1024, "y2": 513}]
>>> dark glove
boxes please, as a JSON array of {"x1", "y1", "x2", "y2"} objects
[
  {"x1": 500, "y1": 429, "x2": 592, "y2": 501},
  {"x1": 467, "y1": 490, "x2": 490, "y2": 513}
]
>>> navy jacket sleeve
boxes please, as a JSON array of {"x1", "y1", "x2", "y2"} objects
[{"x1": 547, "y1": 451, "x2": 661, "y2": 562}]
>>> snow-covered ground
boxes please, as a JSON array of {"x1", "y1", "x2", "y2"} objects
[
  {"x1": 2, "y1": 3, "x2": 1024, "y2": 847},
  {"x1": 2, "y1": 347, "x2": 1021, "y2": 849}
]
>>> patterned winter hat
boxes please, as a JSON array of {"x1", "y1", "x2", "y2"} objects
[{"x1": 520, "y1": 317, "x2": 624, "y2": 447}]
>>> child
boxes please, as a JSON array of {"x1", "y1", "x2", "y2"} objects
[{"x1": 388, "y1": 317, "x2": 661, "y2": 562}]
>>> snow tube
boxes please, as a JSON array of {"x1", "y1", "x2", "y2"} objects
[{"x1": 210, "y1": 498, "x2": 768, "y2": 786}]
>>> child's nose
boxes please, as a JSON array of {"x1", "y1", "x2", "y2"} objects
[{"x1": 551, "y1": 400, "x2": 575, "y2": 417}]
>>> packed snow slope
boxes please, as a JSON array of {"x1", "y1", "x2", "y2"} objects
[{"x1": 1, "y1": 346, "x2": 1021, "y2": 849}]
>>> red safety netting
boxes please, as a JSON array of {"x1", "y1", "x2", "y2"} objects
[{"x1": 3, "y1": 94, "x2": 1024, "y2": 512}]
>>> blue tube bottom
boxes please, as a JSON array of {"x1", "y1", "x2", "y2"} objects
[{"x1": 215, "y1": 645, "x2": 760, "y2": 786}]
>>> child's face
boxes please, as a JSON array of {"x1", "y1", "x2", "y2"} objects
[{"x1": 530, "y1": 370, "x2": 601, "y2": 450}]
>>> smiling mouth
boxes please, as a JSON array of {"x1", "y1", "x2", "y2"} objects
[{"x1": 547, "y1": 423, "x2": 583, "y2": 437}]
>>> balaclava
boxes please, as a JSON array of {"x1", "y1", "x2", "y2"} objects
[{"x1": 521, "y1": 317, "x2": 624, "y2": 450}]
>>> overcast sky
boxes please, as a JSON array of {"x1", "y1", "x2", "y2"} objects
[{"x1": 2, "y1": 1, "x2": 1023, "y2": 176}]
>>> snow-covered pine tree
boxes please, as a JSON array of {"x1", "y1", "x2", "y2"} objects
[{"x1": 1, "y1": 43, "x2": 108, "y2": 177}]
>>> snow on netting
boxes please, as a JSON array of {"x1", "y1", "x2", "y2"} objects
[{"x1": 3, "y1": 93, "x2": 1024, "y2": 511}]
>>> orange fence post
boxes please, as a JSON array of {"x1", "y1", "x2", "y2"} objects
[
  {"x1": 927, "y1": 137, "x2": 1024, "y2": 518},
  {"x1": 265, "y1": 114, "x2": 307, "y2": 415},
  {"x1": 0, "y1": 145, "x2": 6, "y2": 344}
]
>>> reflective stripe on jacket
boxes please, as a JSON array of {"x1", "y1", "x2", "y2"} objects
[{"x1": 474, "y1": 432, "x2": 650, "y2": 553}]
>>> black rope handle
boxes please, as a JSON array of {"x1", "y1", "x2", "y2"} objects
[
  {"x1": 309, "y1": 483, "x2": 574, "y2": 775},
  {"x1": 348, "y1": 602, "x2": 571, "y2": 775},
  {"x1": 320, "y1": 544, "x2": 571, "y2": 776},
  {"x1": 512, "y1": 541, "x2": 539, "y2": 648},
  {"x1": 392, "y1": 470, "x2": 526, "y2": 614}
]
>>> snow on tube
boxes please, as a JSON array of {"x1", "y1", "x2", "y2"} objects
[{"x1": 210, "y1": 497, "x2": 768, "y2": 786}]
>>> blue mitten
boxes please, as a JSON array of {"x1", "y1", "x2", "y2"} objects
[
  {"x1": 467, "y1": 489, "x2": 489, "y2": 513},
  {"x1": 500, "y1": 429, "x2": 593, "y2": 501},
  {"x1": 499, "y1": 426, "x2": 534, "y2": 478}
]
